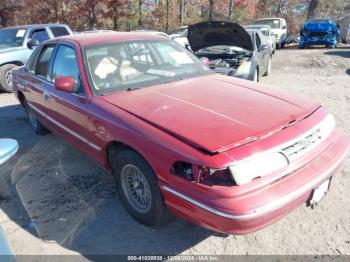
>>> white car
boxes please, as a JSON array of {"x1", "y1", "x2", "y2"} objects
[
  {"x1": 169, "y1": 26, "x2": 188, "y2": 39},
  {"x1": 245, "y1": 25, "x2": 276, "y2": 54},
  {"x1": 252, "y1": 18, "x2": 287, "y2": 48},
  {"x1": 172, "y1": 28, "x2": 190, "y2": 49}
]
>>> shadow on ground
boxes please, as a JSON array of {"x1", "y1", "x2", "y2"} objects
[
  {"x1": 0, "y1": 104, "x2": 219, "y2": 257},
  {"x1": 324, "y1": 50, "x2": 350, "y2": 59}
]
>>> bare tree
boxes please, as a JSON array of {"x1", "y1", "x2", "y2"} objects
[
  {"x1": 228, "y1": 0, "x2": 234, "y2": 21},
  {"x1": 307, "y1": 0, "x2": 320, "y2": 19},
  {"x1": 209, "y1": 0, "x2": 214, "y2": 21},
  {"x1": 166, "y1": 0, "x2": 169, "y2": 32},
  {"x1": 138, "y1": 0, "x2": 142, "y2": 27}
]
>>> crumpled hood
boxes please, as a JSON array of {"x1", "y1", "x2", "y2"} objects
[
  {"x1": 303, "y1": 22, "x2": 337, "y2": 32},
  {"x1": 187, "y1": 21, "x2": 253, "y2": 53},
  {"x1": 102, "y1": 75, "x2": 320, "y2": 153}
]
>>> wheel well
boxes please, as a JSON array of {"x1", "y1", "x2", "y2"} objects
[
  {"x1": 107, "y1": 141, "x2": 129, "y2": 169},
  {"x1": 0, "y1": 61, "x2": 24, "y2": 67},
  {"x1": 17, "y1": 91, "x2": 26, "y2": 108}
]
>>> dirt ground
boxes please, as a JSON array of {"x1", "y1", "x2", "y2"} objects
[{"x1": 0, "y1": 46, "x2": 349, "y2": 258}]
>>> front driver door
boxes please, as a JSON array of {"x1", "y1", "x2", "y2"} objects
[
  {"x1": 255, "y1": 33, "x2": 268, "y2": 74},
  {"x1": 41, "y1": 44, "x2": 95, "y2": 154}
]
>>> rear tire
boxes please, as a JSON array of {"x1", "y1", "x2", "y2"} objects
[
  {"x1": 113, "y1": 149, "x2": 171, "y2": 228},
  {"x1": 24, "y1": 100, "x2": 49, "y2": 135},
  {"x1": 0, "y1": 64, "x2": 18, "y2": 93}
]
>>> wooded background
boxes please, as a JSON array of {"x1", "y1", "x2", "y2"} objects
[{"x1": 0, "y1": 0, "x2": 349, "y2": 35}]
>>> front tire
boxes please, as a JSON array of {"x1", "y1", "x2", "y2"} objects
[
  {"x1": 264, "y1": 57, "x2": 272, "y2": 76},
  {"x1": 253, "y1": 68, "x2": 259, "y2": 82},
  {"x1": 0, "y1": 64, "x2": 18, "y2": 92},
  {"x1": 113, "y1": 149, "x2": 171, "y2": 228}
]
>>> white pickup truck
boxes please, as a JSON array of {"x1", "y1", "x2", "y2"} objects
[{"x1": 252, "y1": 18, "x2": 287, "y2": 49}]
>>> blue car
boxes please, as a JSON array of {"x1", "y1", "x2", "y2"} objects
[{"x1": 299, "y1": 18, "x2": 340, "y2": 49}]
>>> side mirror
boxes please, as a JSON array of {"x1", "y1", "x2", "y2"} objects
[
  {"x1": 184, "y1": 44, "x2": 191, "y2": 51},
  {"x1": 27, "y1": 39, "x2": 40, "y2": 49},
  {"x1": 55, "y1": 76, "x2": 77, "y2": 93},
  {"x1": 282, "y1": 25, "x2": 287, "y2": 30},
  {"x1": 0, "y1": 139, "x2": 18, "y2": 165},
  {"x1": 337, "y1": 24, "x2": 340, "y2": 29}
]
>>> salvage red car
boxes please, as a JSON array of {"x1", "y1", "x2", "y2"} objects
[{"x1": 12, "y1": 32, "x2": 349, "y2": 234}]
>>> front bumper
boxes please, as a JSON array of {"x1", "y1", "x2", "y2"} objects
[
  {"x1": 160, "y1": 130, "x2": 349, "y2": 234},
  {"x1": 300, "y1": 36, "x2": 337, "y2": 47}
]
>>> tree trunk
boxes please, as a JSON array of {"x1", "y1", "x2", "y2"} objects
[
  {"x1": 179, "y1": 0, "x2": 185, "y2": 25},
  {"x1": 166, "y1": 0, "x2": 169, "y2": 33},
  {"x1": 228, "y1": 0, "x2": 234, "y2": 21},
  {"x1": 138, "y1": 0, "x2": 142, "y2": 28},
  {"x1": 307, "y1": 0, "x2": 320, "y2": 19},
  {"x1": 209, "y1": 0, "x2": 214, "y2": 21},
  {"x1": 276, "y1": 0, "x2": 283, "y2": 15}
]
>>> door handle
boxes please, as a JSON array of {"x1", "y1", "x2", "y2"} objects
[{"x1": 43, "y1": 92, "x2": 52, "y2": 101}]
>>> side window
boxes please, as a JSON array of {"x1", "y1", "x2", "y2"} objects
[
  {"x1": 50, "y1": 27, "x2": 70, "y2": 37},
  {"x1": 30, "y1": 29, "x2": 49, "y2": 43},
  {"x1": 52, "y1": 45, "x2": 82, "y2": 94},
  {"x1": 35, "y1": 45, "x2": 55, "y2": 79},
  {"x1": 256, "y1": 34, "x2": 262, "y2": 49},
  {"x1": 26, "y1": 47, "x2": 41, "y2": 74}
]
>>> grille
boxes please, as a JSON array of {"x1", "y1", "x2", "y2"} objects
[
  {"x1": 309, "y1": 32, "x2": 327, "y2": 37},
  {"x1": 281, "y1": 128, "x2": 322, "y2": 159}
]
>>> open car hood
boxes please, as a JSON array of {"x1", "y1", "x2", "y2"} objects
[{"x1": 187, "y1": 21, "x2": 254, "y2": 53}]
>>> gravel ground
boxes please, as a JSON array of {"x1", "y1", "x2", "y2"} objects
[{"x1": 0, "y1": 46, "x2": 349, "y2": 258}]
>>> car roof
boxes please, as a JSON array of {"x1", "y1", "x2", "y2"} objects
[
  {"x1": 49, "y1": 32, "x2": 167, "y2": 46},
  {"x1": 254, "y1": 18, "x2": 284, "y2": 21},
  {"x1": 1, "y1": 24, "x2": 69, "y2": 30},
  {"x1": 246, "y1": 25, "x2": 271, "y2": 29}
]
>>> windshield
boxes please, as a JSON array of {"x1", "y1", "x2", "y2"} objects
[
  {"x1": 253, "y1": 19, "x2": 281, "y2": 29},
  {"x1": 0, "y1": 28, "x2": 26, "y2": 47},
  {"x1": 84, "y1": 40, "x2": 211, "y2": 95}
]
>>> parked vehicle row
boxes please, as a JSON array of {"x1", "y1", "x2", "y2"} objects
[
  {"x1": 188, "y1": 22, "x2": 272, "y2": 82},
  {"x1": 0, "y1": 24, "x2": 73, "y2": 92},
  {"x1": 12, "y1": 31, "x2": 350, "y2": 234}
]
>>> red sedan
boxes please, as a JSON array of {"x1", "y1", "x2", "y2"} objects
[{"x1": 12, "y1": 32, "x2": 349, "y2": 234}]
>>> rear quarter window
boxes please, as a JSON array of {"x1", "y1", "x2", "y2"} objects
[{"x1": 50, "y1": 27, "x2": 70, "y2": 37}]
